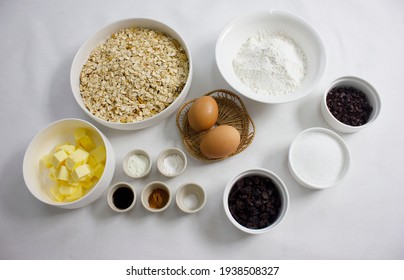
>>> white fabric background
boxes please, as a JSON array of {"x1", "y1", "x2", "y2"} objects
[{"x1": 1, "y1": 0, "x2": 403, "y2": 259}]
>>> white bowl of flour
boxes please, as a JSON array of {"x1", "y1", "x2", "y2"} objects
[{"x1": 216, "y1": 10, "x2": 326, "y2": 104}]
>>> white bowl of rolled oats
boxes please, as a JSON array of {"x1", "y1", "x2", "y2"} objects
[{"x1": 71, "y1": 18, "x2": 192, "y2": 130}]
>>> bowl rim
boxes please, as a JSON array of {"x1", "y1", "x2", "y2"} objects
[
  {"x1": 223, "y1": 167, "x2": 289, "y2": 234},
  {"x1": 322, "y1": 75, "x2": 381, "y2": 131},
  {"x1": 215, "y1": 9, "x2": 327, "y2": 104},
  {"x1": 70, "y1": 17, "x2": 193, "y2": 130},
  {"x1": 22, "y1": 118, "x2": 113, "y2": 207}
]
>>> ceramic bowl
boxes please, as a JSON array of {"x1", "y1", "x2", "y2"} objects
[
  {"x1": 176, "y1": 183, "x2": 206, "y2": 213},
  {"x1": 223, "y1": 168, "x2": 289, "y2": 234},
  {"x1": 321, "y1": 76, "x2": 381, "y2": 133},
  {"x1": 141, "y1": 181, "x2": 172, "y2": 213},
  {"x1": 157, "y1": 148, "x2": 187, "y2": 177},
  {"x1": 107, "y1": 182, "x2": 136, "y2": 213},
  {"x1": 70, "y1": 18, "x2": 193, "y2": 130},
  {"x1": 288, "y1": 127, "x2": 350, "y2": 189},
  {"x1": 123, "y1": 149, "x2": 152, "y2": 178},
  {"x1": 216, "y1": 9, "x2": 326, "y2": 104},
  {"x1": 23, "y1": 118, "x2": 115, "y2": 209}
]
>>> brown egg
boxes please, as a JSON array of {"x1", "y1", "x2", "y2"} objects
[
  {"x1": 187, "y1": 96, "x2": 219, "y2": 132},
  {"x1": 200, "y1": 125, "x2": 241, "y2": 159}
]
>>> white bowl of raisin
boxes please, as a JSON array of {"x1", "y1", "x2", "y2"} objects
[
  {"x1": 321, "y1": 76, "x2": 381, "y2": 133},
  {"x1": 223, "y1": 168, "x2": 289, "y2": 234}
]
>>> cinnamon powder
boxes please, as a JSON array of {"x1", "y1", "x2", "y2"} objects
[{"x1": 148, "y1": 188, "x2": 169, "y2": 209}]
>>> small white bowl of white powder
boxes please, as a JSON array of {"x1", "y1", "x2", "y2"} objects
[
  {"x1": 157, "y1": 148, "x2": 187, "y2": 177},
  {"x1": 123, "y1": 149, "x2": 152, "y2": 178},
  {"x1": 216, "y1": 10, "x2": 326, "y2": 104},
  {"x1": 176, "y1": 183, "x2": 206, "y2": 214}
]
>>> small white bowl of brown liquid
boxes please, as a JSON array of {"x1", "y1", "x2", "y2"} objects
[{"x1": 107, "y1": 182, "x2": 136, "y2": 213}]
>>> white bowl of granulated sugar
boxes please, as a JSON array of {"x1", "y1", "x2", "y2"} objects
[
  {"x1": 216, "y1": 10, "x2": 326, "y2": 104},
  {"x1": 288, "y1": 127, "x2": 350, "y2": 189}
]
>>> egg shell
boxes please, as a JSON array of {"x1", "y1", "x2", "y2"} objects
[
  {"x1": 200, "y1": 125, "x2": 241, "y2": 159},
  {"x1": 187, "y1": 96, "x2": 219, "y2": 132}
]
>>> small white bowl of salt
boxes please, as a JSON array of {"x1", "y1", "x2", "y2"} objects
[
  {"x1": 176, "y1": 183, "x2": 206, "y2": 214},
  {"x1": 157, "y1": 148, "x2": 187, "y2": 177},
  {"x1": 123, "y1": 149, "x2": 152, "y2": 178}
]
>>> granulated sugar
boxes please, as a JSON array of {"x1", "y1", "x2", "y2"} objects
[
  {"x1": 289, "y1": 128, "x2": 349, "y2": 188},
  {"x1": 233, "y1": 29, "x2": 307, "y2": 96}
]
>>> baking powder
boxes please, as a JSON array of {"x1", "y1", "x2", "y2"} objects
[
  {"x1": 233, "y1": 29, "x2": 307, "y2": 96},
  {"x1": 162, "y1": 154, "x2": 184, "y2": 176},
  {"x1": 127, "y1": 154, "x2": 149, "y2": 177}
]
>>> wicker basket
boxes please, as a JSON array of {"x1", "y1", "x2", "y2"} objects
[{"x1": 176, "y1": 89, "x2": 255, "y2": 162}]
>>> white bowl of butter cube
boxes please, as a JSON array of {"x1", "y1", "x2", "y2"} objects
[{"x1": 23, "y1": 118, "x2": 115, "y2": 209}]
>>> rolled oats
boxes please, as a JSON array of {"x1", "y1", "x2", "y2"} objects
[{"x1": 79, "y1": 27, "x2": 189, "y2": 123}]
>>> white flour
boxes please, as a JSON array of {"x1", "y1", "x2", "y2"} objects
[{"x1": 233, "y1": 30, "x2": 307, "y2": 96}]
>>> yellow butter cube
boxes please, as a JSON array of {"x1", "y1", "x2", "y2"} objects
[
  {"x1": 57, "y1": 165, "x2": 70, "y2": 181},
  {"x1": 50, "y1": 185, "x2": 65, "y2": 202},
  {"x1": 91, "y1": 177, "x2": 99, "y2": 186},
  {"x1": 87, "y1": 155, "x2": 97, "y2": 168},
  {"x1": 68, "y1": 181, "x2": 81, "y2": 187},
  {"x1": 80, "y1": 174, "x2": 93, "y2": 182},
  {"x1": 52, "y1": 149, "x2": 68, "y2": 168},
  {"x1": 66, "y1": 148, "x2": 89, "y2": 171},
  {"x1": 56, "y1": 144, "x2": 76, "y2": 155},
  {"x1": 93, "y1": 163, "x2": 104, "y2": 179},
  {"x1": 74, "y1": 128, "x2": 87, "y2": 142},
  {"x1": 41, "y1": 154, "x2": 53, "y2": 168},
  {"x1": 81, "y1": 180, "x2": 94, "y2": 189},
  {"x1": 54, "y1": 142, "x2": 70, "y2": 152},
  {"x1": 65, "y1": 186, "x2": 84, "y2": 202},
  {"x1": 59, "y1": 183, "x2": 76, "y2": 195},
  {"x1": 48, "y1": 167, "x2": 58, "y2": 181},
  {"x1": 90, "y1": 145, "x2": 106, "y2": 164},
  {"x1": 80, "y1": 135, "x2": 96, "y2": 151},
  {"x1": 71, "y1": 164, "x2": 92, "y2": 182}
]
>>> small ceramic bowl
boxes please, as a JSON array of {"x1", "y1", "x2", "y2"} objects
[
  {"x1": 157, "y1": 148, "x2": 187, "y2": 177},
  {"x1": 223, "y1": 168, "x2": 289, "y2": 234},
  {"x1": 141, "y1": 181, "x2": 172, "y2": 213},
  {"x1": 123, "y1": 149, "x2": 152, "y2": 178},
  {"x1": 321, "y1": 76, "x2": 381, "y2": 133},
  {"x1": 176, "y1": 183, "x2": 206, "y2": 213},
  {"x1": 288, "y1": 127, "x2": 350, "y2": 189},
  {"x1": 107, "y1": 182, "x2": 136, "y2": 213}
]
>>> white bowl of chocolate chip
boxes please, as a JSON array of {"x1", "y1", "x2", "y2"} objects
[
  {"x1": 321, "y1": 76, "x2": 381, "y2": 133},
  {"x1": 223, "y1": 168, "x2": 289, "y2": 234}
]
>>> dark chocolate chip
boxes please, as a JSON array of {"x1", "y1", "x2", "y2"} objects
[
  {"x1": 228, "y1": 175, "x2": 282, "y2": 229},
  {"x1": 326, "y1": 86, "x2": 373, "y2": 126}
]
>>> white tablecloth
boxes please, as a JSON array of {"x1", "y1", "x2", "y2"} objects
[{"x1": 1, "y1": 0, "x2": 403, "y2": 259}]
